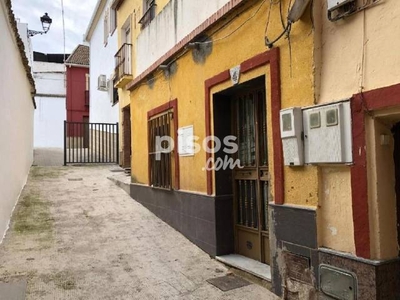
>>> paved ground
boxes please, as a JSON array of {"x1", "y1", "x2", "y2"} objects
[
  {"x1": 0, "y1": 165, "x2": 279, "y2": 300},
  {"x1": 33, "y1": 148, "x2": 64, "y2": 166}
]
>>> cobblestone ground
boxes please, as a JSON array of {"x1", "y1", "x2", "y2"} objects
[{"x1": 0, "y1": 166, "x2": 279, "y2": 300}]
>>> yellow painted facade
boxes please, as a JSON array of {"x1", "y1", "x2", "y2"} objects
[
  {"x1": 114, "y1": 0, "x2": 400, "y2": 260},
  {"x1": 123, "y1": 0, "x2": 320, "y2": 202},
  {"x1": 109, "y1": 0, "x2": 400, "y2": 295}
]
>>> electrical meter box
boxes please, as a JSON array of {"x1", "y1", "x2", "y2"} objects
[
  {"x1": 303, "y1": 101, "x2": 352, "y2": 164},
  {"x1": 280, "y1": 107, "x2": 304, "y2": 166}
]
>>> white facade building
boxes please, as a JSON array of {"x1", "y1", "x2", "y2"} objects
[
  {"x1": 0, "y1": 0, "x2": 36, "y2": 241},
  {"x1": 85, "y1": 0, "x2": 119, "y2": 125},
  {"x1": 32, "y1": 56, "x2": 67, "y2": 148}
]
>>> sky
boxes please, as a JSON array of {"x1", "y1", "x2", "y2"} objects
[{"x1": 12, "y1": 0, "x2": 98, "y2": 54}]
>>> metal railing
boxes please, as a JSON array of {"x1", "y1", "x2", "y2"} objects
[
  {"x1": 114, "y1": 43, "x2": 132, "y2": 83},
  {"x1": 139, "y1": 0, "x2": 156, "y2": 28},
  {"x1": 64, "y1": 121, "x2": 119, "y2": 165}
]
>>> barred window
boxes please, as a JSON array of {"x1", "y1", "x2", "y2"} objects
[{"x1": 148, "y1": 111, "x2": 173, "y2": 189}]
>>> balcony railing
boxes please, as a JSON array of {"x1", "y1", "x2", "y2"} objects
[
  {"x1": 114, "y1": 43, "x2": 132, "y2": 84},
  {"x1": 138, "y1": 1, "x2": 156, "y2": 28},
  {"x1": 85, "y1": 90, "x2": 89, "y2": 107}
]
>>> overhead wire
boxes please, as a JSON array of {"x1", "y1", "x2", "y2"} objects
[{"x1": 137, "y1": 0, "x2": 268, "y2": 90}]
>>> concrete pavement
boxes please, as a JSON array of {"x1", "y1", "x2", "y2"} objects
[{"x1": 0, "y1": 165, "x2": 279, "y2": 299}]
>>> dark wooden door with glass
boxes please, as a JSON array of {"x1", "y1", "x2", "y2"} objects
[{"x1": 232, "y1": 87, "x2": 270, "y2": 264}]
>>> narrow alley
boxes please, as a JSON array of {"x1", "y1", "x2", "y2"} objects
[{"x1": 0, "y1": 165, "x2": 278, "y2": 300}]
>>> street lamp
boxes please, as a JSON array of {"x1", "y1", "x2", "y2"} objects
[{"x1": 28, "y1": 13, "x2": 52, "y2": 37}]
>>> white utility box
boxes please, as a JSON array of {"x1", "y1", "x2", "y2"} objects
[
  {"x1": 303, "y1": 101, "x2": 352, "y2": 164},
  {"x1": 280, "y1": 107, "x2": 304, "y2": 166}
]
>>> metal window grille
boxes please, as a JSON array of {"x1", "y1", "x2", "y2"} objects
[{"x1": 148, "y1": 111, "x2": 172, "y2": 189}]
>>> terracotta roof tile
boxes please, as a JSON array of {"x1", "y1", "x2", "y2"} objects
[{"x1": 65, "y1": 44, "x2": 89, "y2": 66}]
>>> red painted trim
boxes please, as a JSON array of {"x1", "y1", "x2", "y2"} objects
[
  {"x1": 147, "y1": 99, "x2": 180, "y2": 190},
  {"x1": 127, "y1": 0, "x2": 247, "y2": 91},
  {"x1": 204, "y1": 71, "x2": 230, "y2": 195},
  {"x1": 351, "y1": 82, "x2": 400, "y2": 259},
  {"x1": 204, "y1": 48, "x2": 283, "y2": 206}
]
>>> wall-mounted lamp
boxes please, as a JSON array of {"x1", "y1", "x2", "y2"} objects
[
  {"x1": 28, "y1": 13, "x2": 52, "y2": 37},
  {"x1": 159, "y1": 64, "x2": 169, "y2": 71},
  {"x1": 185, "y1": 42, "x2": 201, "y2": 50}
]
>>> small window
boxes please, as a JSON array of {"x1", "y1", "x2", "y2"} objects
[
  {"x1": 282, "y1": 113, "x2": 292, "y2": 132},
  {"x1": 310, "y1": 112, "x2": 321, "y2": 129},
  {"x1": 148, "y1": 111, "x2": 173, "y2": 189},
  {"x1": 326, "y1": 108, "x2": 339, "y2": 127}
]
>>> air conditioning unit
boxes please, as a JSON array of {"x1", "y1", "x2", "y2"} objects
[
  {"x1": 97, "y1": 75, "x2": 108, "y2": 91},
  {"x1": 327, "y1": 0, "x2": 356, "y2": 21}
]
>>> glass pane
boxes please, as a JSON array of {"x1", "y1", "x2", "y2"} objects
[
  {"x1": 258, "y1": 90, "x2": 268, "y2": 166},
  {"x1": 237, "y1": 94, "x2": 256, "y2": 167}
]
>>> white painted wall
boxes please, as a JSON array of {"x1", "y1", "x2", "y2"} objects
[
  {"x1": 16, "y1": 22, "x2": 33, "y2": 66},
  {"x1": 32, "y1": 61, "x2": 66, "y2": 148},
  {"x1": 34, "y1": 97, "x2": 66, "y2": 148},
  {"x1": 136, "y1": 0, "x2": 230, "y2": 74},
  {"x1": 0, "y1": 2, "x2": 35, "y2": 240},
  {"x1": 87, "y1": 0, "x2": 119, "y2": 127}
]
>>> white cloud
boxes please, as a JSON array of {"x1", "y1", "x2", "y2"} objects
[{"x1": 11, "y1": 0, "x2": 97, "y2": 54}]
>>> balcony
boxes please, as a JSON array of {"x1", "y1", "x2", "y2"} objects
[
  {"x1": 114, "y1": 43, "x2": 133, "y2": 88},
  {"x1": 85, "y1": 90, "x2": 89, "y2": 107}
]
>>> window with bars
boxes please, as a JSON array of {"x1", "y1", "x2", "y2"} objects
[{"x1": 148, "y1": 111, "x2": 173, "y2": 189}]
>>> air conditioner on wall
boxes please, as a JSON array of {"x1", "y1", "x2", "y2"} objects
[
  {"x1": 327, "y1": 0, "x2": 356, "y2": 21},
  {"x1": 97, "y1": 75, "x2": 108, "y2": 91}
]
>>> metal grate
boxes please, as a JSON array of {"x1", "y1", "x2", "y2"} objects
[
  {"x1": 148, "y1": 112, "x2": 172, "y2": 189},
  {"x1": 206, "y1": 274, "x2": 251, "y2": 292},
  {"x1": 64, "y1": 122, "x2": 119, "y2": 165}
]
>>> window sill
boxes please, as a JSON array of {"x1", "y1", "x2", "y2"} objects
[{"x1": 149, "y1": 185, "x2": 174, "y2": 192}]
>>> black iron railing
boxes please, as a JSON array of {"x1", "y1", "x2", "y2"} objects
[
  {"x1": 114, "y1": 43, "x2": 132, "y2": 83},
  {"x1": 64, "y1": 121, "x2": 119, "y2": 165}
]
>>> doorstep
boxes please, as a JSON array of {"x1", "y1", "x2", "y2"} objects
[{"x1": 216, "y1": 254, "x2": 272, "y2": 282}]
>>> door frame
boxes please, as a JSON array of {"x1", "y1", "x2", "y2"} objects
[{"x1": 203, "y1": 48, "x2": 283, "y2": 207}]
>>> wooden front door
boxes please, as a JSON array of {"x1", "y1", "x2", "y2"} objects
[{"x1": 233, "y1": 87, "x2": 270, "y2": 264}]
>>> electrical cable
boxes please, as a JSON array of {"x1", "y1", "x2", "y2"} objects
[
  {"x1": 193, "y1": 0, "x2": 267, "y2": 46},
  {"x1": 265, "y1": 21, "x2": 291, "y2": 49}
]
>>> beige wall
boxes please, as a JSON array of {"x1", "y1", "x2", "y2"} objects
[
  {"x1": 318, "y1": 167, "x2": 356, "y2": 254},
  {"x1": 0, "y1": 1, "x2": 35, "y2": 240},
  {"x1": 316, "y1": 0, "x2": 400, "y2": 104},
  {"x1": 314, "y1": 0, "x2": 400, "y2": 258}
]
